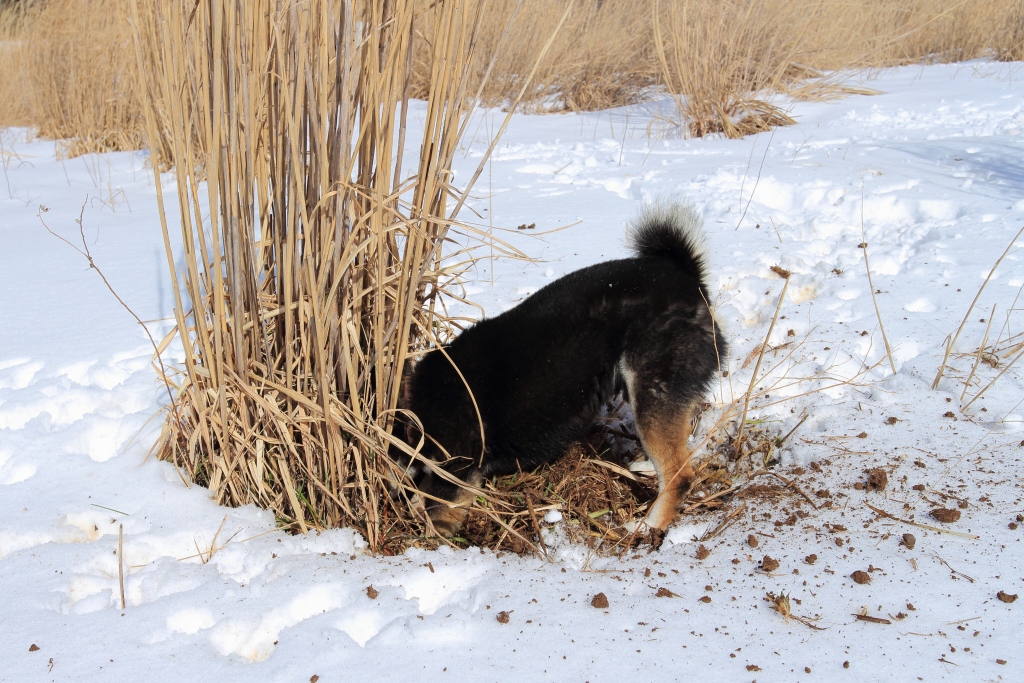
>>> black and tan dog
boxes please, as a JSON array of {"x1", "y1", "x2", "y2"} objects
[{"x1": 397, "y1": 203, "x2": 726, "y2": 536}]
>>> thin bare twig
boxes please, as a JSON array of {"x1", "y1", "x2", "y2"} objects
[
  {"x1": 38, "y1": 200, "x2": 179, "y2": 421},
  {"x1": 860, "y1": 184, "x2": 896, "y2": 375},
  {"x1": 118, "y1": 523, "x2": 126, "y2": 610}
]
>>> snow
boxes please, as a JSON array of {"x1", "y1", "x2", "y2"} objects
[{"x1": 3, "y1": 62, "x2": 1024, "y2": 681}]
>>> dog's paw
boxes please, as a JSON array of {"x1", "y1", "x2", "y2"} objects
[{"x1": 426, "y1": 506, "x2": 467, "y2": 538}]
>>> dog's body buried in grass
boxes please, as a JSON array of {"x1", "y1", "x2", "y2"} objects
[{"x1": 396, "y1": 203, "x2": 726, "y2": 537}]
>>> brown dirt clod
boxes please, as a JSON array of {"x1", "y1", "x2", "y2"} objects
[
  {"x1": 759, "y1": 555, "x2": 780, "y2": 572},
  {"x1": 851, "y1": 570, "x2": 871, "y2": 584},
  {"x1": 29, "y1": 644, "x2": 40, "y2": 652},
  {"x1": 699, "y1": 595, "x2": 712, "y2": 603},
  {"x1": 366, "y1": 585, "x2": 379, "y2": 599},
  {"x1": 746, "y1": 664, "x2": 761, "y2": 672},
  {"x1": 997, "y1": 591, "x2": 1018, "y2": 604},
  {"x1": 656, "y1": 587, "x2": 677, "y2": 598},
  {"x1": 696, "y1": 544, "x2": 710, "y2": 560},
  {"x1": 804, "y1": 553, "x2": 817, "y2": 565},
  {"x1": 900, "y1": 533, "x2": 916, "y2": 550},
  {"x1": 591, "y1": 593, "x2": 609, "y2": 609},
  {"x1": 866, "y1": 468, "x2": 888, "y2": 492},
  {"x1": 930, "y1": 508, "x2": 961, "y2": 523},
  {"x1": 885, "y1": 416, "x2": 899, "y2": 425},
  {"x1": 496, "y1": 610, "x2": 511, "y2": 624},
  {"x1": 747, "y1": 534, "x2": 759, "y2": 548}
]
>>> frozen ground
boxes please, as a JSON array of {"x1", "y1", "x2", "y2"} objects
[{"x1": 2, "y1": 62, "x2": 1023, "y2": 682}]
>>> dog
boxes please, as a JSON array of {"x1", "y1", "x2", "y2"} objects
[{"x1": 395, "y1": 203, "x2": 726, "y2": 536}]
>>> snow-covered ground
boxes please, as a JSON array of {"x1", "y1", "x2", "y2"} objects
[{"x1": 3, "y1": 62, "x2": 1023, "y2": 682}]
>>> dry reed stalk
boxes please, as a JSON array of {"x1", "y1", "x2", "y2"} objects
[
  {"x1": 932, "y1": 224, "x2": 1024, "y2": 390},
  {"x1": 735, "y1": 276, "x2": 790, "y2": 456},
  {"x1": 960, "y1": 304, "x2": 996, "y2": 402},
  {"x1": 962, "y1": 346, "x2": 1024, "y2": 412}
]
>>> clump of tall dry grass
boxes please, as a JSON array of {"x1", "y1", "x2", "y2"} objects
[
  {"x1": 0, "y1": 0, "x2": 146, "y2": 156},
  {"x1": 132, "y1": 0, "x2": 504, "y2": 552},
  {"x1": 411, "y1": 0, "x2": 657, "y2": 112}
]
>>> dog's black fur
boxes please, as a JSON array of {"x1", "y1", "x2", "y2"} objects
[{"x1": 397, "y1": 204, "x2": 726, "y2": 534}]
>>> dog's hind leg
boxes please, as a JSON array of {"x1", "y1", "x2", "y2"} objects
[{"x1": 633, "y1": 405, "x2": 697, "y2": 530}]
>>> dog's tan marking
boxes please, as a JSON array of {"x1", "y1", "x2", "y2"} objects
[{"x1": 635, "y1": 408, "x2": 696, "y2": 530}]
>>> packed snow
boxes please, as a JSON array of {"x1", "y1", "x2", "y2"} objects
[{"x1": 3, "y1": 61, "x2": 1023, "y2": 682}]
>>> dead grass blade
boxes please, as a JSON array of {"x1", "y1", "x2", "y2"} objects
[
  {"x1": 933, "y1": 224, "x2": 1024, "y2": 389},
  {"x1": 736, "y1": 275, "x2": 789, "y2": 456},
  {"x1": 865, "y1": 503, "x2": 979, "y2": 540}
]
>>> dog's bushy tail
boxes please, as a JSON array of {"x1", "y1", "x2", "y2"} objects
[{"x1": 628, "y1": 202, "x2": 710, "y2": 285}]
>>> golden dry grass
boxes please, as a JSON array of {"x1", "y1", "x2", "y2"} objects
[
  {"x1": 2, "y1": 0, "x2": 1020, "y2": 150},
  {"x1": 0, "y1": 0, "x2": 145, "y2": 156}
]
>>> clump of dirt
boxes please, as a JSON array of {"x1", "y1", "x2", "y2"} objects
[
  {"x1": 366, "y1": 585, "x2": 378, "y2": 599},
  {"x1": 759, "y1": 555, "x2": 780, "y2": 572},
  {"x1": 866, "y1": 468, "x2": 888, "y2": 492},
  {"x1": 747, "y1": 534, "x2": 759, "y2": 548},
  {"x1": 696, "y1": 544, "x2": 710, "y2": 559},
  {"x1": 496, "y1": 610, "x2": 511, "y2": 623},
  {"x1": 850, "y1": 570, "x2": 871, "y2": 584},
  {"x1": 900, "y1": 533, "x2": 916, "y2": 550},
  {"x1": 591, "y1": 592, "x2": 609, "y2": 608},
  {"x1": 930, "y1": 508, "x2": 962, "y2": 523},
  {"x1": 997, "y1": 591, "x2": 1018, "y2": 604},
  {"x1": 804, "y1": 554, "x2": 817, "y2": 565},
  {"x1": 656, "y1": 587, "x2": 677, "y2": 598}
]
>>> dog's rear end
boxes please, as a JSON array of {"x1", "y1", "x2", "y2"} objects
[
  {"x1": 616, "y1": 203, "x2": 725, "y2": 527},
  {"x1": 399, "y1": 203, "x2": 725, "y2": 535}
]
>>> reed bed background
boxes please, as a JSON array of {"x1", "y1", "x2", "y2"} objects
[{"x1": 2, "y1": 0, "x2": 1021, "y2": 151}]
